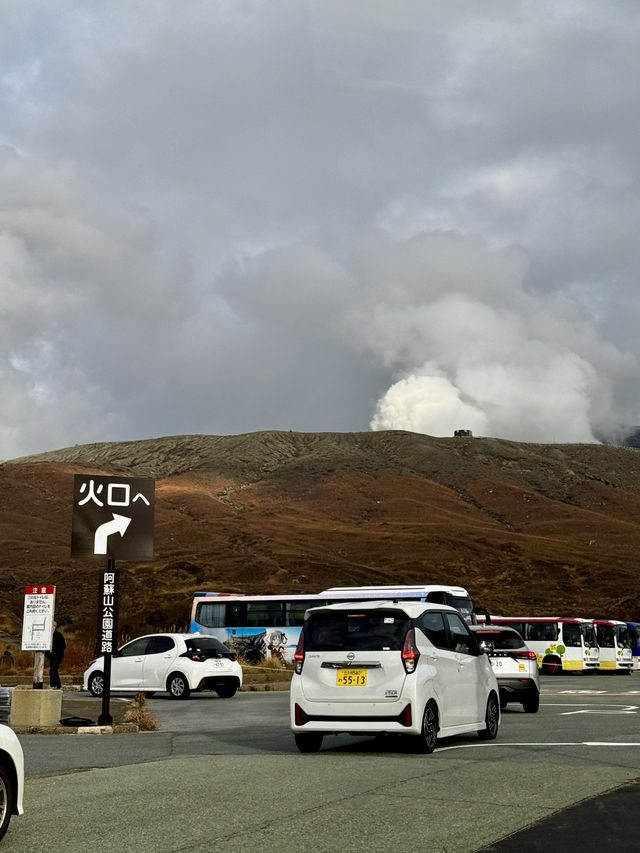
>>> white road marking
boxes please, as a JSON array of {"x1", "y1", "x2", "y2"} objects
[{"x1": 436, "y1": 741, "x2": 640, "y2": 752}]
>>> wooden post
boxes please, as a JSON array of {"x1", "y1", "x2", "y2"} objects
[{"x1": 33, "y1": 651, "x2": 45, "y2": 689}]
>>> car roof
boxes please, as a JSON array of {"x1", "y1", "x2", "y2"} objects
[{"x1": 305, "y1": 599, "x2": 459, "y2": 617}]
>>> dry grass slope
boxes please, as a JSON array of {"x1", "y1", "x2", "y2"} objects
[{"x1": 2, "y1": 430, "x2": 640, "y2": 650}]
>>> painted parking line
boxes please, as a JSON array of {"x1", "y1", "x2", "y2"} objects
[
  {"x1": 541, "y1": 701, "x2": 638, "y2": 714},
  {"x1": 436, "y1": 741, "x2": 640, "y2": 752},
  {"x1": 544, "y1": 690, "x2": 640, "y2": 696}
]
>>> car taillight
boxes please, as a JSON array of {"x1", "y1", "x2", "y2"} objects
[
  {"x1": 402, "y1": 629, "x2": 420, "y2": 674},
  {"x1": 294, "y1": 631, "x2": 305, "y2": 674},
  {"x1": 509, "y1": 650, "x2": 537, "y2": 660},
  {"x1": 180, "y1": 651, "x2": 204, "y2": 662}
]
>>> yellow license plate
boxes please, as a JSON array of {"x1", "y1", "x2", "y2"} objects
[{"x1": 336, "y1": 669, "x2": 367, "y2": 686}]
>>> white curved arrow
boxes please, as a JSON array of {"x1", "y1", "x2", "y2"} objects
[{"x1": 94, "y1": 513, "x2": 131, "y2": 554}]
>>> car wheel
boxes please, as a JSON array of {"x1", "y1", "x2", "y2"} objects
[
  {"x1": 167, "y1": 673, "x2": 191, "y2": 700},
  {"x1": 88, "y1": 672, "x2": 104, "y2": 698},
  {"x1": 478, "y1": 694, "x2": 499, "y2": 740},
  {"x1": 522, "y1": 692, "x2": 540, "y2": 713},
  {"x1": 294, "y1": 733, "x2": 323, "y2": 753},
  {"x1": 0, "y1": 763, "x2": 15, "y2": 842},
  {"x1": 214, "y1": 683, "x2": 237, "y2": 699},
  {"x1": 413, "y1": 701, "x2": 438, "y2": 754}
]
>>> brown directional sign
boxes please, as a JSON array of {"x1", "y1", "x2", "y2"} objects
[{"x1": 71, "y1": 475, "x2": 155, "y2": 560}]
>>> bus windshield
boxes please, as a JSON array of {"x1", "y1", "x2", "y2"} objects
[
  {"x1": 614, "y1": 625, "x2": 631, "y2": 649},
  {"x1": 582, "y1": 623, "x2": 597, "y2": 648}
]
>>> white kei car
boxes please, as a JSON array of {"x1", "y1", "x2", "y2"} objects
[
  {"x1": 0, "y1": 722, "x2": 24, "y2": 842},
  {"x1": 84, "y1": 633, "x2": 243, "y2": 700},
  {"x1": 291, "y1": 600, "x2": 500, "y2": 753}
]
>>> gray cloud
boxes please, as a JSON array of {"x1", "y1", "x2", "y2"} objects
[{"x1": 2, "y1": 1, "x2": 640, "y2": 458}]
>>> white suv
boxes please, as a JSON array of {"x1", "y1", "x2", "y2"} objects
[
  {"x1": 470, "y1": 625, "x2": 540, "y2": 713},
  {"x1": 290, "y1": 600, "x2": 500, "y2": 753}
]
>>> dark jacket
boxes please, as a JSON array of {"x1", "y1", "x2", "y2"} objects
[{"x1": 51, "y1": 629, "x2": 66, "y2": 659}]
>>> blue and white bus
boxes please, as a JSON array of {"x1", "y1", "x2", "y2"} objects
[
  {"x1": 190, "y1": 584, "x2": 475, "y2": 664},
  {"x1": 627, "y1": 622, "x2": 640, "y2": 672}
]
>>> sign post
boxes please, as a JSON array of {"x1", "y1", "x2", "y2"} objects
[
  {"x1": 71, "y1": 475, "x2": 155, "y2": 725},
  {"x1": 21, "y1": 586, "x2": 56, "y2": 689},
  {"x1": 96, "y1": 562, "x2": 120, "y2": 725}
]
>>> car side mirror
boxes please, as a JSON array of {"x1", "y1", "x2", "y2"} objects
[{"x1": 479, "y1": 640, "x2": 494, "y2": 654}]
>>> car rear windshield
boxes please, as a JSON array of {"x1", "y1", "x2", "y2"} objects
[
  {"x1": 475, "y1": 629, "x2": 525, "y2": 650},
  {"x1": 186, "y1": 637, "x2": 234, "y2": 658},
  {"x1": 304, "y1": 610, "x2": 410, "y2": 651}
]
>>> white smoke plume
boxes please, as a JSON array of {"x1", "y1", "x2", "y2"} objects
[{"x1": 348, "y1": 231, "x2": 635, "y2": 443}]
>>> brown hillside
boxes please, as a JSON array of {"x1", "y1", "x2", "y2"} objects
[{"x1": 2, "y1": 430, "x2": 640, "y2": 647}]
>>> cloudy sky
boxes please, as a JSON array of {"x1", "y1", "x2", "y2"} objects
[{"x1": 2, "y1": 0, "x2": 640, "y2": 459}]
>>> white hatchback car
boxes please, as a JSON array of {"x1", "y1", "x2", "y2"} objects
[
  {"x1": 291, "y1": 600, "x2": 500, "y2": 752},
  {"x1": 0, "y1": 722, "x2": 24, "y2": 842},
  {"x1": 84, "y1": 633, "x2": 243, "y2": 699}
]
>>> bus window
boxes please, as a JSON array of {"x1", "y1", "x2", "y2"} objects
[
  {"x1": 246, "y1": 601, "x2": 285, "y2": 627},
  {"x1": 445, "y1": 594, "x2": 474, "y2": 623},
  {"x1": 596, "y1": 624, "x2": 614, "y2": 648},
  {"x1": 562, "y1": 623, "x2": 582, "y2": 647},
  {"x1": 526, "y1": 622, "x2": 558, "y2": 642},
  {"x1": 583, "y1": 622, "x2": 597, "y2": 648},
  {"x1": 285, "y1": 600, "x2": 321, "y2": 626},
  {"x1": 615, "y1": 625, "x2": 631, "y2": 649},
  {"x1": 226, "y1": 602, "x2": 247, "y2": 627},
  {"x1": 195, "y1": 602, "x2": 226, "y2": 629}
]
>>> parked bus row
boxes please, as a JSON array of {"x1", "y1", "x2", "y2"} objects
[{"x1": 190, "y1": 585, "x2": 640, "y2": 673}]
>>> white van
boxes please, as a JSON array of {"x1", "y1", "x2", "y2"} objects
[{"x1": 290, "y1": 600, "x2": 500, "y2": 753}]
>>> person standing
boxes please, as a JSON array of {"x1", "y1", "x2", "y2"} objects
[{"x1": 49, "y1": 622, "x2": 66, "y2": 689}]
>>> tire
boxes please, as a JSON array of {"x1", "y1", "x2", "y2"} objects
[
  {"x1": 478, "y1": 694, "x2": 500, "y2": 740},
  {"x1": 88, "y1": 672, "x2": 104, "y2": 698},
  {"x1": 167, "y1": 673, "x2": 191, "y2": 700},
  {"x1": 542, "y1": 659, "x2": 562, "y2": 675},
  {"x1": 413, "y1": 701, "x2": 438, "y2": 754},
  {"x1": 214, "y1": 683, "x2": 237, "y2": 699},
  {"x1": 294, "y1": 733, "x2": 323, "y2": 753},
  {"x1": 522, "y1": 691, "x2": 540, "y2": 714},
  {"x1": 0, "y1": 763, "x2": 14, "y2": 843}
]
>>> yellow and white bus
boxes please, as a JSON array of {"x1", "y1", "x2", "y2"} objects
[
  {"x1": 479, "y1": 616, "x2": 599, "y2": 674},
  {"x1": 593, "y1": 619, "x2": 633, "y2": 672}
]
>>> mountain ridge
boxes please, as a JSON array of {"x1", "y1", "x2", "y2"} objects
[{"x1": 2, "y1": 430, "x2": 639, "y2": 647}]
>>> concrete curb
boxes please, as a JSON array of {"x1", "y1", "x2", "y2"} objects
[{"x1": 12, "y1": 722, "x2": 139, "y2": 735}]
